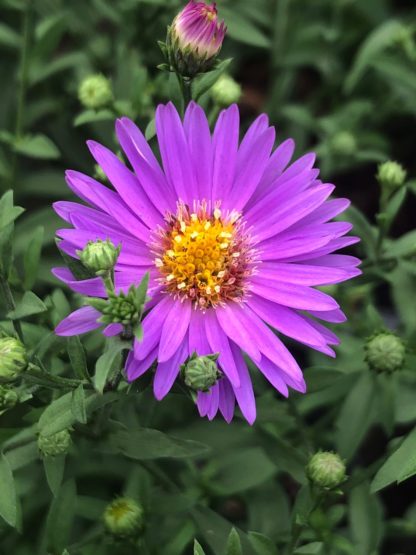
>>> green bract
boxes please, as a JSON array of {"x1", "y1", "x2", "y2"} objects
[
  {"x1": 0, "y1": 337, "x2": 27, "y2": 382},
  {"x1": 103, "y1": 497, "x2": 144, "y2": 538}
]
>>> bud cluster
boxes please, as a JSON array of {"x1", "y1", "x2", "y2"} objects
[
  {"x1": 211, "y1": 74, "x2": 242, "y2": 107},
  {"x1": 38, "y1": 429, "x2": 72, "y2": 458},
  {"x1": 78, "y1": 74, "x2": 113, "y2": 110},
  {"x1": 376, "y1": 161, "x2": 407, "y2": 190},
  {"x1": 0, "y1": 386, "x2": 19, "y2": 411},
  {"x1": 78, "y1": 239, "x2": 121, "y2": 276}
]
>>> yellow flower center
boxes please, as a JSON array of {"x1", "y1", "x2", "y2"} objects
[{"x1": 154, "y1": 202, "x2": 254, "y2": 309}]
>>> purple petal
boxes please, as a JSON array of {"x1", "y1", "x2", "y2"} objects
[
  {"x1": 55, "y1": 306, "x2": 101, "y2": 336},
  {"x1": 158, "y1": 299, "x2": 192, "y2": 363},
  {"x1": 204, "y1": 309, "x2": 240, "y2": 387},
  {"x1": 153, "y1": 339, "x2": 188, "y2": 400},
  {"x1": 155, "y1": 103, "x2": 197, "y2": 204},
  {"x1": 188, "y1": 310, "x2": 211, "y2": 355},
  {"x1": 126, "y1": 348, "x2": 157, "y2": 381},
  {"x1": 116, "y1": 118, "x2": 176, "y2": 213},
  {"x1": 215, "y1": 303, "x2": 261, "y2": 363},
  {"x1": 256, "y1": 356, "x2": 289, "y2": 397},
  {"x1": 230, "y1": 342, "x2": 256, "y2": 425},
  {"x1": 134, "y1": 296, "x2": 172, "y2": 360},
  {"x1": 52, "y1": 268, "x2": 106, "y2": 297},
  {"x1": 249, "y1": 278, "x2": 339, "y2": 311},
  {"x1": 257, "y1": 261, "x2": 360, "y2": 286},
  {"x1": 218, "y1": 379, "x2": 235, "y2": 423},
  {"x1": 211, "y1": 104, "x2": 239, "y2": 203},
  {"x1": 225, "y1": 127, "x2": 275, "y2": 212},
  {"x1": 87, "y1": 141, "x2": 162, "y2": 229},
  {"x1": 65, "y1": 171, "x2": 150, "y2": 243},
  {"x1": 103, "y1": 323, "x2": 123, "y2": 337},
  {"x1": 183, "y1": 102, "x2": 213, "y2": 201}
]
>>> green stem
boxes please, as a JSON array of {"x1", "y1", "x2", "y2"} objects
[
  {"x1": 177, "y1": 75, "x2": 193, "y2": 112},
  {"x1": 288, "y1": 397, "x2": 314, "y2": 454},
  {"x1": 0, "y1": 272, "x2": 24, "y2": 342},
  {"x1": 10, "y1": 0, "x2": 33, "y2": 188},
  {"x1": 26, "y1": 364, "x2": 85, "y2": 389}
]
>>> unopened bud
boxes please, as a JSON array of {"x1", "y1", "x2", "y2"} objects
[
  {"x1": 181, "y1": 353, "x2": 220, "y2": 392},
  {"x1": 166, "y1": 1, "x2": 226, "y2": 78},
  {"x1": 38, "y1": 429, "x2": 72, "y2": 458},
  {"x1": 365, "y1": 332, "x2": 406, "y2": 373},
  {"x1": 0, "y1": 337, "x2": 27, "y2": 382},
  {"x1": 103, "y1": 497, "x2": 144, "y2": 538},
  {"x1": 78, "y1": 74, "x2": 113, "y2": 110},
  {"x1": 212, "y1": 74, "x2": 242, "y2": 107},
  {"x1": 78, "y1": 239, "x2": 120, "y2": 276},
  {"x1": 0, "y1": 386, "x2": 19, "y2": 411},
  {"x1": 307, "y1": 451, "x2": 346, "y2": 489},
  {"x1": 377, "y1": 161, "x2": 407, "y2": 190},
  {"x1": 331, "y1": 131, "x2": 357, "y2": 156}
]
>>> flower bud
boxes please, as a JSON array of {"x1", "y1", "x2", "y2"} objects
[
  {"x1": 0, "y1": 337, "x2": 27, "y2": 382},
  {"x1": 78, "y1": 74, "x2": 113, "y2": 110},
  {"x1": 181, "y1": 353, "x2": 220, "y2": 391},
  {"x1": 103, "y1": 497, "x2": 144, "y2": 538},
  {"x1": 38, "y1": 429, "x2": 72, "y2": 458},
  {"x1": 365, "y1": 332, "x2": 406, "y2": 373},
  {"x1": 211, "y1": 74, "x2": 242, "y2": 107},
  {"x1": 78, "y1": 239, "x2": 120, "y2": 276},
  {"x1": 331, "y1": 131, "x2": 357, "y2": 156},
  {"x1": 376, "y1": 161, "x2": 407, "y2": 190},
  {"x1": 0, "y1": 386, "x2": 19, "y2": 411},
  {"x1": 167, "y1": 1, "x2": 226, "y2": 77},
  {"x1": 306, "y1": 451, "x2": 346, "y2": 489}
]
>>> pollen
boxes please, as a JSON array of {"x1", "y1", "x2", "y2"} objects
[{"x1": 153, "y1": 201, "x2": 256, "y2": 309}]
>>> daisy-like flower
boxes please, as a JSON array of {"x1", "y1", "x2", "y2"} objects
[{"x1": 54, "y1": 102, "x2": 360, "y2": 424}]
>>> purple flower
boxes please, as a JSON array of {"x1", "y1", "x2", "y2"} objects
[
  {"x1": 54, "y1": 102, "x2": 361, "y2": 424},
  {"x1": 172, "y1": 1, "x2": 226, "y2": 60}
]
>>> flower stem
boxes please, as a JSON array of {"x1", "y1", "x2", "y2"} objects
[
  {"x1": 178, "y1": 75, "x2": 193, "y2": 112},
  {"x1": 25, "y1": 364, "x2": 85, "y2": 389},
  {"x1": 0, "y1": 272, "x2": 24, "y2": 342},
  {"x1": 10, "y1": 0, "x2": 33, "y2": 188}
]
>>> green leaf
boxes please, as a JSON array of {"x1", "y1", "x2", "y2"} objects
[
  {"x1": 383, "y1": 187, "x2": 407, "y2": 229},
  {"x1": 145, "y1": 118, "x2": 156, "y2": 141},
  {"x1": 0, "y1": 190, "x2": 25, "y2": 229},
  {"x1": 220, "y1": 8, "x2": 270, "y2": 48},
  {"x1": 67, "y1": 336, "x2": 89, "y2": 381},
  {"x1": 38, "y1": 391, "x2": 119, "y2": 436},
  {"x1": 94, "y1": 339, "x2": 126, "y2": 393},
  {"x1": 336, "y1": 372, "x2": 376, "y2": 459},
  {"x1": 14, "y1": 134, "x2": 60, "y2": 159},
  {"x1": 109, "y1": 428, "x2": 210, "y2": 460},
  {"x1": 349, "y1": 482, "x2": 382, "y2": 554},
  {"x1": 73, "y1": 109, "x2": 114, "y2": 127},
  {"x1": 294, "y1": 543, "x2": 324, "y2": 554},
  {"x1": 389, "y1": 229, "x2": 416, "y2": 258},
  {"x1": 7, "y1": 291, "x2": 47, "y2": 319},
  {"x1": 248, "y1": 532, "x2": 279, "y2": 555},
  {"x1": 71, "y1": 384, "x2": 87, "y2": 424},
  {"x1": 194, "y1": 540, "x2": 207, "y2": 555},
  {"x1": 210, "y1": 447, "x2": 277, "y2": 495},
  {"x1": 23, "y1": 225, "x2": 44, "y2": 289},
  {"x1": 344, "y1": 205, "x2": 377, "y2": 259},
  {"x1": 193, "y1": 58, "x2": 232, "y2": 100},
  {"x1": 371, "y1": 427, "x2": 416, "y2": 492},
  {"x1": 45, "y1": 480, "x2": 76, "y2": 553},
  {"x1": 345, "y1": 20, "x2": 404, "y2": 92},
  {"x1": 226, "y1": 528, "x2": 243, "y2": 555},
  {"x1": 135, "y1": 272, "x2": 150, "y2": 309},
  {"x1": 0, "y1": 454, "x2": 18, "y2": 527},
  {"x1": 44, "y1": 455, "x2": 66, "y2": 497},
  {"x1": 0, "y1": 23, "x2": 20, "y2": 48}
]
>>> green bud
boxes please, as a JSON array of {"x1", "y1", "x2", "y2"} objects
[
  {"x1": 38, "y1": 429, "x2": 72, "y2": 458},
  {"x1": 330, "y1": 131, "x2": 357, "y2": 156},
  {"x1": 211, "y1": 74, "x2": 242, "y2": 107},
  {"x1": 0, "y1": 337, "x2": 27, "y2": 382},
  {"x1": 307, "y1": 451, "x2": 346, "y2": 489},
  {"x1": 181, "y1": 353, "x2": 220, "y2": 392},
  {"x1": 103, "y1": 497, "x2": 144, "y2": 538},
  {"x1": 78, "y1": 74, "x2": 113, "y2": 110},
  {"x1": 0, "y1": 386, "x2": 19, "y2": 411},
  {"x1": 376, "y1": 161, "x2": 407, "y2": 190},
  {"x1": 78, "y1": 239, "x2": 120, "y2": 276},
  {"x1": 365, "y1": 332, "x2": 406, "y2": 373}
]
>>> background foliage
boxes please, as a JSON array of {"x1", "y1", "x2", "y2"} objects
[{"x1": 1, "y1": 0, "x2": 416, "y2": 553}]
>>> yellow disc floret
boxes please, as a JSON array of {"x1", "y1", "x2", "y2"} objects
[{"x1": 154, "y1": 202, "x2": 255, "y2": 309}]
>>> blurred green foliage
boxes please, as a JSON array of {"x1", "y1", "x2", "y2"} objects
[{"x1": 1, "y1": 0, "x2": 416, "y2": 554}]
